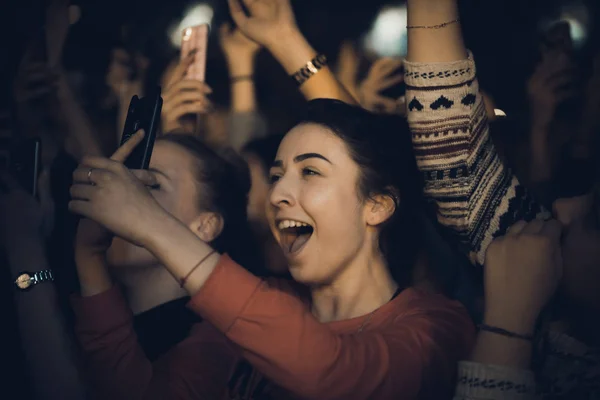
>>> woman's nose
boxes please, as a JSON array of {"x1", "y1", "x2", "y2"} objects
[{"x1": 268, "y1": 175, "x2": 296, "y2": 209}]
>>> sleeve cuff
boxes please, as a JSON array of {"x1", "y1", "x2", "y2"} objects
[
  {"x1": 455, "y1": 361, "x2": 536, "y2": 400},
  {"x1": 187, "y1": 254, "x2": 262, "y2": 333},
  {"x1": 70, "y1": 286, "x2": 133, "y2": 332},
  {"x1": 404, "y1": 52, "x2": 476, "y2": 88}
]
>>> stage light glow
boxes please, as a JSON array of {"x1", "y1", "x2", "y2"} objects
[
  {"x1": 168, "y1": 3, "x2": 214, "y2": 48},
  {"x1": 363, "y1": 5, "x2": 407, "y2": 58}
]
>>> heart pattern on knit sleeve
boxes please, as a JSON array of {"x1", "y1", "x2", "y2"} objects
[
  {"x1": 408, "y1": 97, "x2": 424, "y2": 111},
  {"x1": 430, "y1": 96, "x2": 454, "y2": 110},
  {"x1": 461, "y1": 94, "x2": 476, "y2": 106}
]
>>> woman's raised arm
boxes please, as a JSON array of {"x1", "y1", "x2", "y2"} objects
[{"x1": 405, "y1": 0, "x2": 548, "y2": 265}]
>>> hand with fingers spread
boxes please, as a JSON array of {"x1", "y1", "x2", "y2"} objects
[
  {"x1": 358, "y1": 58, "x2": 405, "y2": 115},
  {"x1": 69, "y1": 130, "x2": 165, "y2": 247},
  {"x1": 228, "y1": 0, "x2": 299, "y2": 52},
  {"x1": 483, "y1": 219, "x2": 563, "y2": 336},
  {"x1": 161, "y1": 53, "x2": 213, "y2": 134}
]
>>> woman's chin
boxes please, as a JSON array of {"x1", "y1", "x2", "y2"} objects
[{"x1": 107, "y1": 237, "x2": 158, "y2": 269}]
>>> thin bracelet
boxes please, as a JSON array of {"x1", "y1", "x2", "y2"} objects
[
  {"x1": 478, "y1": 324, "x2": 533, "y2": 341},
  {"x1": 180, "y1": 250, "x2": 217, "y2": 288},
  {"x1": 407, "y1": 18, "x2": 460, "y2": 29},
  {"x1": 231, "y1": 75, "x2": 254, "y2": 83}
]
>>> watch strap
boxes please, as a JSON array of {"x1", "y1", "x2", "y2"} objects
[{"x1": 291, "y1": 54, "x2": 328, "y2": 86}]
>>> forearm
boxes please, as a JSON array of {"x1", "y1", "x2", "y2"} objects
[
  {"x1": 227, "y1": 56, "x2": 258, "y2": 113},
  {"x1": 267, "y1": 31, "x2": 356, "y2": 104},
  {"x1": 406, "y1": 0, "x2": 467, "y2": 62},
  {"x1": 74, "y1": 252, "x2": 113, "y2": 297},
  {"x1": 10, "y1": 243, "x2": 87, "y2": 399},
  {"x1": 145, "y1": 213, "x2": 220, "y2": 295},
  {"x1": 57, "y1": 76, "x2": 103, "y2": 159}
]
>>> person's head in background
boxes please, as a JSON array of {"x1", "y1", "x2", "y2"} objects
[
  {"x1": 268, "y1": 99, "x2": 423, "y2": 293},
  {"x1": 242, "y1": 134, "x2": 287, "y2": 274},
  {"x1": 107, "y1": 134, "x2": 261, "y2": 313}
]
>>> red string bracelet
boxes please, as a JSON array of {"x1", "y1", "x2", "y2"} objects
[{"x1": 180, "y1": 250, "x2": 217, "y2": 288}]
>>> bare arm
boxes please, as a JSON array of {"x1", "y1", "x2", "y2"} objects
[
  {"x1": 57, "y1": 73, "x2": 104, "y2": 159},
  {"x1": 406, "y1": 0, "x2": 467, "y2": 63},
  {"x1": 9, "y1": 241, "x2": 87, "y2": 400}
]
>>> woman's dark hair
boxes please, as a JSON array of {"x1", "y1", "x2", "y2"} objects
[
  {"x1": 157, "y1": 134, "x2": 264, "y2": 274},
  {"x1": 298, "y1": 99, "x2": 425, "y2": 290}
]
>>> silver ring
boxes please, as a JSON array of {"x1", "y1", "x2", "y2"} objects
[{"x1": 87, "y1": 168, "x2": 94, "y2": 185}]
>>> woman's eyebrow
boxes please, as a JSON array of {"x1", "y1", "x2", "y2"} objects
[{"x1": 271, "y1": 153, "x2": 332, "y2": 168}]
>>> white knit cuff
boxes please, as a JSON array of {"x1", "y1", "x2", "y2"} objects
[{"x1": 454, "y1": 361, "x2": 537, "y2": 400}]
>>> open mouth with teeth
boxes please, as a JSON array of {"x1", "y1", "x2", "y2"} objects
[{"x1": 277, "y1": 220, "x2": 314, "y2": 255}]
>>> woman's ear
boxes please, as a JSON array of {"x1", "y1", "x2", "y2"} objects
[
  {"x1": 365, "y1": 192, "x2": 397, "y2": 227},
  {"x1": 188, "y1": 212, "x2": 224, "y2": 243}
]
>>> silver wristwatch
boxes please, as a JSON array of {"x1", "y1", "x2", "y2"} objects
[{"x1": 14, "y1": 270, "x2": 54, "y2": 291}]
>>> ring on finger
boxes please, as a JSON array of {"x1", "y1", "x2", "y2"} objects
[{"x1": 87, "y1": 168, "x2": 95, "y2": 185}]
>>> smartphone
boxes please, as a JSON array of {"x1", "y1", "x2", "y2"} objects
[
  {"x1": 120, "y1": 87, "x2": 163, "y2": 170},
  {"x1": 181, "y1": 24, "x2": 209, "y2": 81},
  {"x1": 8, "y1": 138, "x2": 42, "y2": 197}
]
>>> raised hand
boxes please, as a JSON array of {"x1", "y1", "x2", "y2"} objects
[
  {"x1": 483, "y1": 219, "x2": 563, "y2": 335},
  {"x1": 358, "y1": 58, "x2": 405, "y2": 115},
  {"x1": 228, "y1": 0, "x2": 299, "y2": 51},
  {"x1": 161, "y1": 53, "x2": 213, "y2": 134},
  {"x1": 69, "y1": 130, "x2": 165, "y2": 247},
  {"x1": 219, "y1": 23, "x2": 261, "y2": 67}
]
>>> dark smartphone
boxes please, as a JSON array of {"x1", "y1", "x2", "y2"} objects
[
  {"x1": 379, "y1": 65, "x2": 406, "y2": 99},
  {"x1": 120, "y1": 87, "x2": 163, "y2": 170},
  {"x1": 9, "y1": 138, "x2": 42, "y2": 197}
]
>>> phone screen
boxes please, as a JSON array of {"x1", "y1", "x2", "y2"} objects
[{"x1": 180, "y1": 24, "x2": 209, "y2": 81}]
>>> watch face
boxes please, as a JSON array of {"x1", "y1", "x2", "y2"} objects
[{"x1": 15, "y1": 273, "x2": 32, "y2": 290}]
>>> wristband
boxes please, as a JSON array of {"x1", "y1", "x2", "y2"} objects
[
  {"x1": 478, "y1": 323, "x2": 534, "y2": 341},
  {"x1": 291, "y1": 54, "x2": 328, "y2": 86}
]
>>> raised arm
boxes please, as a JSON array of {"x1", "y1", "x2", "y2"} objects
[
  {"x1": 228, "y1": 0, "x2": 356, "y2": 104},
  {"x1": 219, "y1": 23, "x2": 269, "y2": 150},
  {"x1": 405, "y1": 0, "x2": 548, "y2": 265},
  {"x1": 1, "y1": 173, "x2": 87, "y2": 400}
]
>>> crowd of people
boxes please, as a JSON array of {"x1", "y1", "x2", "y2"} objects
[{"x1": 1, "y1": 0, "x2": 599, "y2": 399}]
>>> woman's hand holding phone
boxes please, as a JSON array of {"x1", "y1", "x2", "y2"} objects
[
  {"x1": 161, "y1": 53, "x2": 213, "y2": 134},
  {"x1": 70, "y1": 130, "x2": 165, "y2": 249}
]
